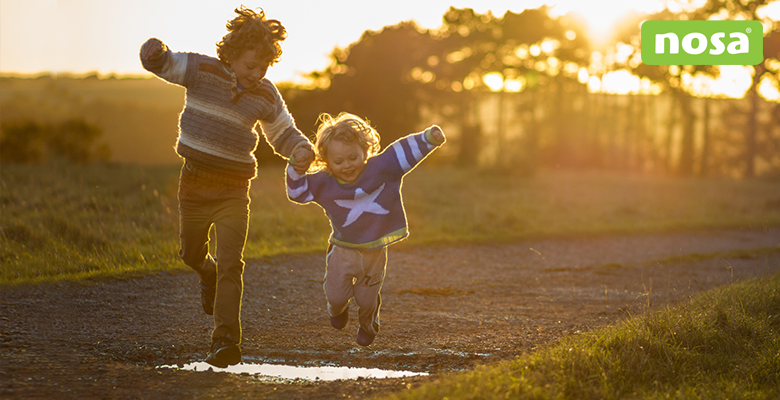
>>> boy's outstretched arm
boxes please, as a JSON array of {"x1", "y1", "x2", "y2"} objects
[
  {"x1": 256, "y1": 83, "x2": 315, "y2": 170},
  {"x1": 139, "y1": 38, "x2": 190, "y2": 86},
  {"x1": 140, "y1": 38, "x2": 165, "y2": 61}
]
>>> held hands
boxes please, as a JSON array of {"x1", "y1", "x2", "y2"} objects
[
  {"x1": 291, "y1": 142, "x2": 315, "y2": 174},
  {"x1": 141, "y1": 38, "x2": 166, "y2": 61}
]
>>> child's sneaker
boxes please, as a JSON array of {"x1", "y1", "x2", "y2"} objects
[
  {"x1": 356, "y1": 323, "x2": 379, "y2": 346},
  {"x1": 205, "y1": 336, "x2": 241, "y2": 368},
  {"x1": 200, "y1": 281, "x2": 216, "y2": 316},
  {"x1": 330, "y1": 309, "x2": 349, "y2": 330}
]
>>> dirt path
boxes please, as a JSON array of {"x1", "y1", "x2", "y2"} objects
[{"x1": 2, "y1": 228, "x2": 779, "y2": 399}]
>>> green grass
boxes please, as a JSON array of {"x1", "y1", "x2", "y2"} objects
[
  {"x1": 650, "y1": 246, "x2": 780, "y2": 266},
  {"x1": 385, "y1": 272, "x2": 780, "y2": 400},
  {"x1": 402, "y1": 168, "x2": 780, "y2": 242},
  {"x1": 1, "y1": 162, "x2": 183, "y2": 284},
  {"x1": 542, "y1": 247, "x2": 780, "y2": 274},
  {"x1": 2, "y1": 162, "x2": 780, "y2": 284}
]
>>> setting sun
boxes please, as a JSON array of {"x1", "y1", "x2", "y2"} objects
[
  {"x1": 548, "y1": 0, "x2": 666, "y2": 46},
  {"x1": 0, "y1": 0, "x2": 719, "y2": 84}
]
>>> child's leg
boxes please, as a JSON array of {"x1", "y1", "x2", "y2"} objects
[
  {"x1": 210, "y1": 188, "x2": 250, "y2": 344},
  {"x1": 353, "y1": 247, "x2": 387, "y2": 337},
  {"x1": 178, "y1": 178, "x2": 216, "y2": 286},
  {"x1": 323, "y1": 245, "x2": 362, "y2": 318}
]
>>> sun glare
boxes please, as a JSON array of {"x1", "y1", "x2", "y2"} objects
[
  {"x1": 601, "y1": 69, "x2": 641, "y2": 94},
  {"x1": 758, "y1": 76, "x2": 780, "y2": 101},
  {"x1": 548, "y1": 0, "x2": 666, "y2": 47},
  {"x1": 758, "y1": 1, "x2": 780, "y2": 20},
  {"x1": 483, "y1": 72, "x2": 505, "y2": 91},
  {"x1": 712, "y1": 66, "x2": 755, "y2": 98}
]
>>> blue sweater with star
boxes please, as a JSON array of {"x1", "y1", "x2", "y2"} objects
[{"x1": 286, "y1": 127, "x2": 445, "y2": 250}]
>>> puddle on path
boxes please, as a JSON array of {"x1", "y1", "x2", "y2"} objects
[{"x1": 159, "y1": 361, "x2": 428, "y2": 382}]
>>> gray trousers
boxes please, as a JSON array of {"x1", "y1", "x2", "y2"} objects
[{"x1": 324, "y1": 245, "x2": 388, "y2": 336}]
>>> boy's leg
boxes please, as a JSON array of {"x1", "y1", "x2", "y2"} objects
[
  {"x1": 211, "y1": 187, "x2": 251, "y2": 344},
  {"x1": 353, "y1": 247, "x2": 387, "y2": 337},
  {"x1": 178, "y1": 177, "x2": 217, "y2": 287},
  {"x1": 324, "y1": 245, "x2": 362, "y2": 320}
]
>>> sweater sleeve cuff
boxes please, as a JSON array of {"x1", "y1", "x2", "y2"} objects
[
  {"x1": 140, "y1": 39, "x2": 168, "y2": 70},
  {"x1": 423, "y1": 125, "x2": 445, "y2": 146},
  {"x1": 286, "y1": 163, "x2": 304, "y2": 181}
]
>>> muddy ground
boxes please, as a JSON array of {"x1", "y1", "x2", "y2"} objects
[{"x1": 1, "y1": 228, "x2": 779, "y2": 399}]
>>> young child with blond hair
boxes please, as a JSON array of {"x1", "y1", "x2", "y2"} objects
[
  {"x1": 140, "y1": 6, "x2": 314, "y2": 367},
  {"x1": 285, "y1": 113, "x2": 445, "y2": 346}
]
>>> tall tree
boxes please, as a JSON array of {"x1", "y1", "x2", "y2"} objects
[
  {"x1": 612, "y1": 8, "x2": 717, "y2": 176},
  {"x1": 415, "y1": 6, "x2": 590, "y2": 168},
  {"x1": 625, "y1": 1, "x2": 780, "y2": 176},
  {"x1": 417, "y1": 7, "x2": 504, "y2": 166},
  {"x1": 691, "y1": 0, "x2": 780, "y2": 177},
  {"x1": 283, "y1": 21, "x2": 435, "y2": 148}
]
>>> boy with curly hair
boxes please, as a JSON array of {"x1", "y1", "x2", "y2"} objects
[
  {"x1": 140, "y1": 6, "x2": 314, "y2": 367},
  {"x1": 285, "y1": 113, "x2": 445, "y2": 346}
]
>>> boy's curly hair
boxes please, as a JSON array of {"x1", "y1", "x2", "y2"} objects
[
  {"x1": 311, "y1": 112, "x2": 381, "y2": 173},
  {"x1": 216, "y1": 6, "x2": 286, "y2": 65}
]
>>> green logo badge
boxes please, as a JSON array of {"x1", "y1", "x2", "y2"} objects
[{"x1": 641, "y1": 20, "x2": 763, "y2": 65}]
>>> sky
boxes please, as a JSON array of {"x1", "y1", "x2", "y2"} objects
[{"x1": 0, "y1": 0, "x2": 668, "y2": 84}]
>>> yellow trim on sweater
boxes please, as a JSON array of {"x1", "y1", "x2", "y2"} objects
[{"x1": 329, "y1": 227, "x2": 408, "y2": 250}]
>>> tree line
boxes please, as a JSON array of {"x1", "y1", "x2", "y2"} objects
[
  {"x1": 277, "y1": 1, "x2": 780, "y2": 177},
  {"x1": 0, "y1": 119, "x2": 110, "y2": 164},
  {"x1": 2, "y1": 1, "x2": 778, "y2": 177}
]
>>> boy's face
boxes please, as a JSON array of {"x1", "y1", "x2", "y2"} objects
[
  {"x1": 231, "y1": 49, "x2": 269, "y2": 88},
  {"x1": 326, "y1": 139, "x2": 367, "y2": 183}
]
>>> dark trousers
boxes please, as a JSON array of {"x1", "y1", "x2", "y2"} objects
[{"x1": 178, "y1": 164, "x2": 250, "y2": 343}]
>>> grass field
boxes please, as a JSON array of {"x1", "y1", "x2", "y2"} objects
[
  {"x1": 2, "y1": 161, "x2": 780, "y2": 285},
  {"x1": 384, "y1": 272, "x2": 780, "y2": 400}
]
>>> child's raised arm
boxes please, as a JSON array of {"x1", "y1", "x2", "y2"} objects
[
  {"x1": 427, "y1": 125, "x2": 445, "y2": 144},
  {"x1": 379, "y1": 125, "x2": 446, "y2": 176},
  {"x1": 139, "y1": 38, "x2": 191, "y2": 87},
  {"x1": 140, "y1": 38, "x2": 165, "y2": 61}
]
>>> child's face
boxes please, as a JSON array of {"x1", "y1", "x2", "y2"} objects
[
  {"x1": 230, "y1": 49, "x2": 269, "y2": 88},
  {"x1": 326, "y1": 140, "x2": 367, "y2": 183}
]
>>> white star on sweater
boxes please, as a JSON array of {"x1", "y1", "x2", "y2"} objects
[{"x1": 334, "y1": 184, "x2": 389, "y2": 227}]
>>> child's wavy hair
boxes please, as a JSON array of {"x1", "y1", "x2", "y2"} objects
[
  {"x1": 216, "y1": 6, "x2": 286, "y2": 66},
  {"x1": 311, "y1": 112, "x2": 381, "y2": 173}
]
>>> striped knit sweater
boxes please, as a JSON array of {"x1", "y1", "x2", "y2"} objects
[
  {"x1": 139, "y1": 39, "x2": 310, "y2": 183},
  {"x1": 286, "y1": 127, "x2": 445, "y2": 250}
]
